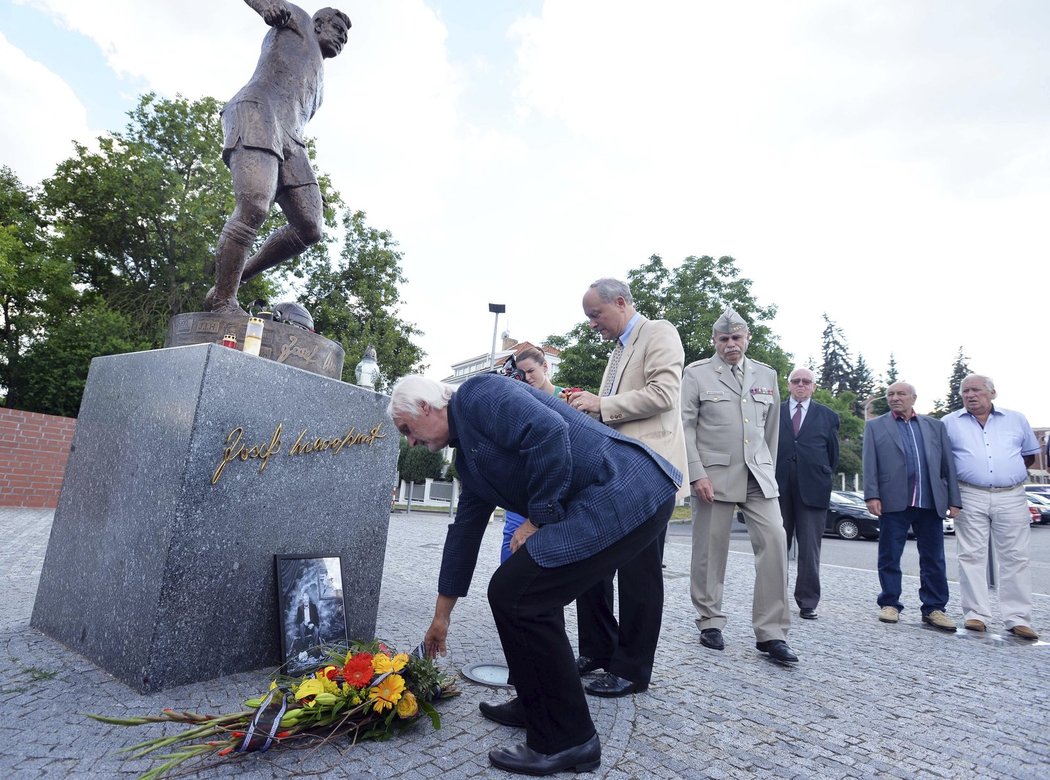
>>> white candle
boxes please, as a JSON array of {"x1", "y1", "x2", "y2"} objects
[{"x1": 243, "y1": 317, "x2": 264, "y2": 356}]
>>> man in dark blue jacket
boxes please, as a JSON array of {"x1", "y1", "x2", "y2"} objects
[
  {"x1": 388, "y1": 374, "x2": 680, "y2": 776},
  {"x1": 775, "y1": 367, "x2": 839, "y2": 619}
]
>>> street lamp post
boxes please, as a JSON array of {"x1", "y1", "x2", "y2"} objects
[{"x1": 488, "y1": 303, "x2": 505, "y2": 371}]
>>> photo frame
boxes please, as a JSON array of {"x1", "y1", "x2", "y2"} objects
[{"x1": 275, "y1": 554, "x2": 348, "y2": 674}]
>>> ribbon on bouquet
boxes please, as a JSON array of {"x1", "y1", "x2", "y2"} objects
[{"x1": 238, "y1": 684, "x2": 290, "y2": 753}]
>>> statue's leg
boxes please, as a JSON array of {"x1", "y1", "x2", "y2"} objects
[
  {"x1": 240, "y1": 183, "x2": 323, "y2": 284},
  {"x1": 204, "y1": 149, "x2": 278, "y2": 313}
]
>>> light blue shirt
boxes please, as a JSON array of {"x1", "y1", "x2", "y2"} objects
[
  {"x1": 942, "y1": 406, "x2": 1039, "y2": 487},
  {"x1": 618, "y1": 312, "x2": 642, "y2": 347}
]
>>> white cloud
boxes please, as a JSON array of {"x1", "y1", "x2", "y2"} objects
[{"x1": 0, "y1": 30, "x2": 94, "y2": 185}]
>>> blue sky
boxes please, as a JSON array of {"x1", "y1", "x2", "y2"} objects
[{"x1": 2, "y1": 0, "x2": 1049, "y2": 426}]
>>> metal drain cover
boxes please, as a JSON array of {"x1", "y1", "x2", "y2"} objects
[{"x1": 461, "y1": 661, "x2": 512, "y2": 688}]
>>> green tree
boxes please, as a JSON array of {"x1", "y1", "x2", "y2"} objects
[
  {"x1": 848, "y1": 354, "x2": 876, "y2": 417},
  {"x1": 552, "y1": 254, "x2": 791, "y2": 391},
  {"x1": 886, "y1": 353, "x2": 899, "y2": 384},
  {"x1": 0, "y1": 166, "x2": 78, "y2": 408},
  {"x1": 397, "y1": 437, "x2": 444, "y2": 484},
  {"x1": 864, "y1": 353, "x2": 899, "y2": 419},
  {"x1": 11, "y1": 303, "x2": 150, "y2": 416},
  {"x1": 812, "y1": 388, "x2": 864, "y2": 479},
  {"x1": 932, "y1": 347, "x2": 970, "y2": 418},
  {"x1": 548, "y1": 323, "x2": 610, "y2": 393},
  {"x1": 300, "y1": 210, "x2": 426, "y2": 390},
  {"x1": 818, "y1": 314, "x2": 853, "y2": 395}
]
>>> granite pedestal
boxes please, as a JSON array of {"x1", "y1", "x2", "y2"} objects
[{"x1": 30, "y1": 344, "x2": 397, "y2": 692}]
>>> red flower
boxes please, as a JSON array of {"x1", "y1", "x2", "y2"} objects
[{"x1": 342, "y1": 653, "x2": 374, "y2": 688}]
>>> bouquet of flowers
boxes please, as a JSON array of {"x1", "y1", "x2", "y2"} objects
[{"x1": 88, "y1": 640, "x2": 459, "y2": 780}]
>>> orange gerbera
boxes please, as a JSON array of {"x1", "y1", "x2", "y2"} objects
[{"x1": 342, "y1": 653, "x2": 374, "y2": 688}]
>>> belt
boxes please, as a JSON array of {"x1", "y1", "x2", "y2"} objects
[{"x1": 958, "y1": 481, "x2": 1023, "y2": 493}]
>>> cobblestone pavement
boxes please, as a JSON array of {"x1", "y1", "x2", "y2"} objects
[{"x1": 1, "y1": 507, "x2": 1048, "y2": 779}]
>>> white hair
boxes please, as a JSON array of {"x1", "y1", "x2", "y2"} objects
[
  {"x1": 589, "y1": 278, "x2": 633, "y2": 304},
  {"x1": 962, "y1": 373, "x2": 995, "y2": 394},
  {"x1": 387, "y1": 375, "x2": 455, "y2": 419}
]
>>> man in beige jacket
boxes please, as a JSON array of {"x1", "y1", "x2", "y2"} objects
[
  {"x1": 565, "y1": 278, "x2": 688, "y2": 696},
  {"x1": 681, "y1": 308, "x2": 796, "y2": 664}
]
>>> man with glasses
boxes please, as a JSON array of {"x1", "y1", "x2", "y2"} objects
[{"x1": 776, "y1": 367, "x2": 839, "y2": 620}]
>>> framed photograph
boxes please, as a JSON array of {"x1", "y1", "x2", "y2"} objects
[{"x1": 275, "y1": 554, "x2": 348, "y2": 673}]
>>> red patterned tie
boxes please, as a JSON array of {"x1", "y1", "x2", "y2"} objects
[{"x1": 792, "y1": 403, "x2": 802, "y2": 437}]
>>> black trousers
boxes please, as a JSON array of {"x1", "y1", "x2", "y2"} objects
[
  {"x1": 575, "y1": 522, "x2": 667, "y2": 685},
  {"x1": 778, "y1": 468, "x2": 826, "y2": 611},
  {"x1": 489, "y1": 497, "x2": 674, "y2": 754}
]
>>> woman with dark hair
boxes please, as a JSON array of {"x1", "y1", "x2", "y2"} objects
[{"x1": 500, "y1": 346, "x2": 565, "y2": 563}]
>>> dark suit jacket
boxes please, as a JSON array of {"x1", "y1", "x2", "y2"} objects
[
  {"x1": 296, "y1": 602, "x2": 319, "y2": 626},
  {"x1": 776, "y1": 400, "x2": 840, "y2": 509},
  {"x1": 862, "y1": 412, "x2": 960, "y2": 517},
  {"x1": 438, "y1": 374, "x2": 682, "y2": 596}
]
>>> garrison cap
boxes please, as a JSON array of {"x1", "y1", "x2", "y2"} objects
[{"x1": 712, "y1": 307, "x2": 749, "y2": 335}]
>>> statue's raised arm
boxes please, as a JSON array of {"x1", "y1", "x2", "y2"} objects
[
  {"x1": 246, "y1": 0, "x2": 293, "y2": 29},
  {"x1": 204, "y1": 3, "x2": 350, "y2": 315}
]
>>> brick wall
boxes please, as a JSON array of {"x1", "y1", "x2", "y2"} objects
[{"x1": 0, "y1": 408, "x2": 77, "y2": 508}]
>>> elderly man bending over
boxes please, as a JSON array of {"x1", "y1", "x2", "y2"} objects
[{"x1": 388, "y1": 374, "x2": 680, "y2": 776}]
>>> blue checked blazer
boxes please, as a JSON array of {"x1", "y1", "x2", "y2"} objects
[{"x1": 438, "y1": 374, "x2": 682, "y2": 596}]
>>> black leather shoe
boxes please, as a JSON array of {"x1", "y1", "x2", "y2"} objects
[
  {"x1": 756, "y1": 639, "x2": 798, "y2": 664},
  {"x1": 699, "y1": 628, "x2": 725, "y2": 651},
  {"x1": 489, "y1": 733, "x2": 601, "y2": 776},
  {"x1": 479, "y1": 697, "x2": 526, "y2": 727},
  {"x1": 584, "y1": 672, "x2": 647, "y2": 698},
  {"x1": 799, "y1": 608, "x2": 818, "y2": 620},
  {"x1": 575, "y1": 655, "x2": 606, "y2": 675}
]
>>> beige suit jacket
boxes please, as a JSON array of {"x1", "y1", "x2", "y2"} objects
[
  {"x1": 681, "y1": 354, "x2": 780, "y2": 502},
  {"x1": 597, "y1": 317, "x2": 689, "y2": 497}
]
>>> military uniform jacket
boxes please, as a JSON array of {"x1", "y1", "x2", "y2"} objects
[{"x1": 681, "y1": 355, "x2": 781, "y2": 502}]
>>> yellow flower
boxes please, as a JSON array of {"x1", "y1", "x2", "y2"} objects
[
  {"x1": 294, "y1": 678, "x2": 325, "y2": 701},
  {"x1": 372, "y1": 653, "x2": 393, "y2": 674},
  {"x1": 368, "y1": 674, "x2": 405, "y2": 713},
  {"x1": 395, "y1": 691, "x2": 418, "y2": 719},
  {"x1": 372, "y1": 652, "x2": 408, "y2": 674}
]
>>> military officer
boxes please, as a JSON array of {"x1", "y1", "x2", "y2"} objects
[{"x1": 681, "y1": 308, "x2": 796, "y2": 664}]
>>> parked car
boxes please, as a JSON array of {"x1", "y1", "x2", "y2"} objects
[
  {"x1": 825, "y1": 491, "x2": 880, "y2": 540},
  {"x1": 1025, "y1": 484, "x2": 1050, "y2": 500},
  {"x1": 1028, "y1": 504, "x2": 1042, "y2": 526},
  {"x1": 1026, "y1": 494, "x2": 1050, "y2": 525},
  {"x1": 839, "y1": 490, "x2": 954, "y2": 536}
]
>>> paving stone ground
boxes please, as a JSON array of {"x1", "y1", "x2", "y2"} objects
[{"x1": 1, "y1": 507, "x2": 1047, "y2": 779}]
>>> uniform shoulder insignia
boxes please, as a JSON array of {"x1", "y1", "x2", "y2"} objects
[
  {"x1": 685, "y1": 358, "x2": 712, "y2": 369},
  {"x1": 750, "y1": 358, "x2": 775, "y2": 370}
]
